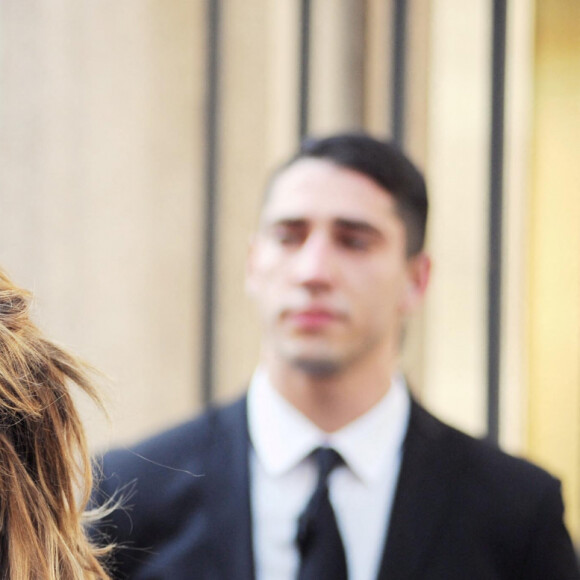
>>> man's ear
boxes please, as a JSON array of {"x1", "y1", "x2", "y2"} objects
[{"x1": 401, "y1": 252, "x2": 431, "y2": 314}]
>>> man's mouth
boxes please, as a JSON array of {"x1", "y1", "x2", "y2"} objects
[{"x1": 286, "y1": 308, "x2": 342, "y2": 330}]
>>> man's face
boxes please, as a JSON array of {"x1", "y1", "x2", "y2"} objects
[{"x1": 246, "y1": 158, "x2": 429, "y2": 376}]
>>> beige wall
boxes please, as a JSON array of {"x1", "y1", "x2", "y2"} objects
[
  {"x1": 527, "y1": 0, "x2": 580, "y2": 540},
  {"x1": 0, "y1": 1, "x2": 206, "y2": 447},
  {"x1": 1, "y1": 2, "x2": 578, "y2": 541}
]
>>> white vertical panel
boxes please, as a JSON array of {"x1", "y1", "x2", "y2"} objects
[
  {"x1": 216, "y1": 0, "x2": 271, "y2": 401},
  {"x1": 500, "y1": 0, "x2": 535, "y2": 453},
  {"x1": 309, "y1": 0, "x2": 366, "y2": 133},
  {"x1": 365, "y1": 0, "x2": 392, "y2": 133},
  {"x1": 267, "y1": 0, "x2": 300, "y2": 164},
  {"x1": 422, "y1": 0, "x2": 492, "y2": 436}
]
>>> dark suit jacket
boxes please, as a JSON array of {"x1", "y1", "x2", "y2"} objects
[{"x1": 94, "y1": 396, "x2": 580, "y2": 579}]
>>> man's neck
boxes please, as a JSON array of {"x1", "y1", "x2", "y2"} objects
[{"x1": 263, "y1": 353, "x2": 398, "y2": 433}]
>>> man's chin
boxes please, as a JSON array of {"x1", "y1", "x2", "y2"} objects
[{"x1": 290, "y1": 357, "x2": 341, "y2": 378}]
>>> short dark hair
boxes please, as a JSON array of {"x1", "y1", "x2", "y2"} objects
[{"x1": 271, "y1": 132, "x2": 428, "y2": 256}]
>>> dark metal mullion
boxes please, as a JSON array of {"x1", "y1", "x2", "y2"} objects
[
  {"x1": 299, "y1": 0, "x2": 312, "y2": 140},
  {"x1": 202, "y1": 0, "x2": 221, "y2": 406},
  {"x1": 487, "y1": 0, "x2": 508, "y2": 443},
  {"x1": 391, "y1": 0, "x2": 408, "y2": 146}
]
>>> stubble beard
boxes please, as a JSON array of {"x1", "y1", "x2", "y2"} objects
[
  {"x1": 282, "y1": 325, "x2": 391, "y2": 380},
  {"x1": 290, "y1": 356, "x2": 342, "y2": 378}
]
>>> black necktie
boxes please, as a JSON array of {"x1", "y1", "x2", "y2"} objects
[{"x1": 296, "y1": 447, "x2": 348, "y2": 580}]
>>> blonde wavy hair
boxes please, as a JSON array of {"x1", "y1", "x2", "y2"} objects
[{"x1": 0, "y1": 268, "x2": 111, "y2": 579}]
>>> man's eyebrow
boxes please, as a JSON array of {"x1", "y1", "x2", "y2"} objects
[
  {"x1": 334, "y1": 218, "x2": 383, "y2": 236},
  {"x1": 266, "y1": 217, "x2": 307, "y2": 227},
  {"x1": 260, "y1": 217, "x2": 307, "y2": 231}
]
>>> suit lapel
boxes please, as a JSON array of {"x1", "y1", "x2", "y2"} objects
[
  {"x1": 376, "y1": 401, "x2": 462, "y2": 580},
  {"x1": 204, "y1": 397, "x2": 255, "y2": 580}
]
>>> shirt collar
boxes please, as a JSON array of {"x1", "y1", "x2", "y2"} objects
[{"x1": 247, "y1": 368, "x2": 410, "y2": 485}]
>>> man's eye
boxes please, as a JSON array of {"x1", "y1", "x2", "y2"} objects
[
  {"x1": 339, "y1": 234, "x2": 370, "y2": 250},
  {"x1": 274, "y1": 228, "x2": 304, "y2": 245}
]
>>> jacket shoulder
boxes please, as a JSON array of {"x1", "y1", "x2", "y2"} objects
[
  {"x1": 410, "y1": 401, "x2": 562, "y2": 520},
  {"x1": 405, "y1": 402, "x2": 579, "y2": 578},
  {"x1": 413, "y1": 401, "x2": 557, "y2": 478},
  {"x1": 95, "y1": 396, "x2": 246, "y2": 501},
  {"x1": 91, "y1": 396, "x2": 248, "y2": 571}
]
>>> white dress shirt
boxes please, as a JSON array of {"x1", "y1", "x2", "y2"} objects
[{"x1": 247, "y1": 368, "x2": 411, "y2": 580}]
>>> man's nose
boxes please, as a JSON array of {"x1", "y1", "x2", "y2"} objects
[{"x1": 291, "y1": 233, "x2": 336, "y2": 290}]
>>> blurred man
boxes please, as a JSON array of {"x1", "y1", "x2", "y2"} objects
[{"x1": 96, "y1": 133, "x2": 579, "y2": 579}]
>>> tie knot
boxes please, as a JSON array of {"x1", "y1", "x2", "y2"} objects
[{"x1": 313, "y1": 447, "x2": 343, "y2": 483}]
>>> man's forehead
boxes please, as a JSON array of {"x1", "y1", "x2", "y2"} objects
[
  {"x1": 268, "y1": 157, "x2": 390, "y2": 194},
  {"x1": 260, "y1": 158, "x2": 397, "y2": 223}
]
